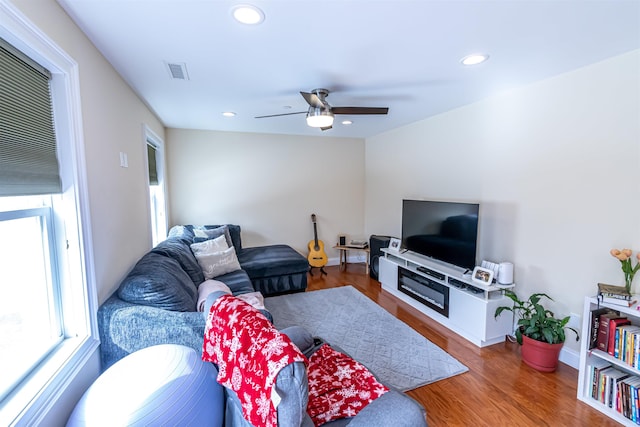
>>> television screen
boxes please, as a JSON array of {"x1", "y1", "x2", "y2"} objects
[{"x1": 401, "y1": 199, "x2": 479, "y2": 270}]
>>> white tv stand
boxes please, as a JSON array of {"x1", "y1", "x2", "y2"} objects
[{"x1": 379, "y1": 248, "x2": 514, "y2": 347}]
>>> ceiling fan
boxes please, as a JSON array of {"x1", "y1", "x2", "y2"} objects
[{"x1": 255, "y1": 88, "x2": 389, "y2": 130}]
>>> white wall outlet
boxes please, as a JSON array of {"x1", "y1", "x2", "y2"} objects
[
  {"x1": 119, "y1": 151, "x2": 128, "y2": 168},
  {"x1": 567, "y1": 313, "x2": 581, "y2": 332}
]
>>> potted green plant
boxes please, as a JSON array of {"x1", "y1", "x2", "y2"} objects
[{"x1": 495, "y1": 290, "x2": 579, "y2": 372}]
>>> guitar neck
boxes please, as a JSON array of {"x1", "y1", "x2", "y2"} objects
[{"x1": 313, "y1": 222, "x2": 319, "y2": 248}]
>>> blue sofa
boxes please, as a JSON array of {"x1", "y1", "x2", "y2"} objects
[
  {"x1": 98, "y1": 224, "x2": 309, "y2": 369},
  {"x1": 96, "y1": 224, "x2": 428, "y2": 426}
]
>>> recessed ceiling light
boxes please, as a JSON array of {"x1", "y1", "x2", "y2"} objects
[
  {"x1": 222, "y1": 112, "x2": 236, "y2": 117},
  {"x1": 232, "y1": 4, "x2": 265, "y2": 25},
  {"x1": 342, "y1": 120, "x2": 353, "y2": 125},
  {"x1": 461, "y1": 53, "x2": 489, "y2": 66}
]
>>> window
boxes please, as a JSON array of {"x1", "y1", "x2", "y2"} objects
[
  {"x1": 145, "y1": 126, "x2": 167, "y2": 247},
  {"x1": 0, "y1": 197, "x2": 61, "y2": 400},
  {"x1": 0, "y1": 4, "x2": 97, "y2": 425}
]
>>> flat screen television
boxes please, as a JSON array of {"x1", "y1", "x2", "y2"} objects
[{"x1": 401, "y1": 199, "x2": 479, "y2": 271}]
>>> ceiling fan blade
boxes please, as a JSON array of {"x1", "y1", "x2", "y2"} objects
[
  {"x1": 331, "y1": 107, "x2": 389, "y2": 115},
  {"x1": 255, "y1": 111, "x2": 307, "y2": 119},
  {"x1": 300, "y1": 91, "x2": 325, "y2": 108}
]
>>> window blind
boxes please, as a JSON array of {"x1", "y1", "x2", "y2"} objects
[
  {"x1": 147, "y1": 143, "x2": 158, "y2": 185},
  {"x1": 0, "y1": 38, "x2": 61, "y2": 196}
]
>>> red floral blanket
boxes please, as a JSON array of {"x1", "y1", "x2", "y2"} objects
[
  {"x1": 202, "y1": 294, "x2": 307, "y2": 427},
  {"x1": 307, "y1": 344, "x2": 389, "y2": 426}
]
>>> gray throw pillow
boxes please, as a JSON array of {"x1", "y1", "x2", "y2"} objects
[
  {"x1": 191, "y1": 239, "x2": 241, "y2": 280},
  {"x1": 204, "y1": 224, "x2": 242, "y2": 251},
  {"x1": 118, "y1": 252, "x2": 198, "y2": 312},
  {"x1": 192, "y1": 225, "x2": 233, "y2": 248}
]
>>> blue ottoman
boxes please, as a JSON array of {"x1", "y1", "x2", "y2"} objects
[
  {"x1": 238, "y1": 244, "x2": 309, "y2": 296},
  {"x1": 67, "y1": 344, "x2": 223, "y2": 426}
]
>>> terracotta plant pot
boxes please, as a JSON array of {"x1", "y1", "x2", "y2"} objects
[{"x1": 521, "y1": 334, "x2": 563, "y2": 372}]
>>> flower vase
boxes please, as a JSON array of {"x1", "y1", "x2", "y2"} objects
[{"x1": 626, "y1": 271, "x2": 636, "y2": 295}]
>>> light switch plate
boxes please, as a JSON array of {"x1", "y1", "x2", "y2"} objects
[{"x1": 119, "y1": 152, "x2": 128, "y2": 168}]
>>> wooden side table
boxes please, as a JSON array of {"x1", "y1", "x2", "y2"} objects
[{"x1": 333, "y1": 245, "x2": 370, "y2": 274}]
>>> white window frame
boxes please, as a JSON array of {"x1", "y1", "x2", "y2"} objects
[
  {"x1": 144, "y1": 125, "x2": 168, "y2": 247},
  {"x1": 0, "y1": 2, "x2": 98, "y2": 426}
]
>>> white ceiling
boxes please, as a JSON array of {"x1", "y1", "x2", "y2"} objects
[{"x1": 57, "y1": 0, "x2": 640, "y2": 139}]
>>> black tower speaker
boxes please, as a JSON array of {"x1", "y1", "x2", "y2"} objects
[{"x1": 369, "y1": 235, "x2": 392, "y2": 280}]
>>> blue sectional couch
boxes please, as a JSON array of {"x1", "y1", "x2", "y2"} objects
[{"x1": 98, "y1": 224, "x2": 309, "y2": 369}]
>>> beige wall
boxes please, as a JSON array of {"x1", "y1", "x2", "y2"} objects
[
  {"x1": 365, "y1": 50, "x2": 640, "y2": 353},
  {"x1": 166, "y1": 129, "x2": 365, "y2": 260},
  {"x1": 13, "y1": 0, "x2": 165, "y2": 304}
]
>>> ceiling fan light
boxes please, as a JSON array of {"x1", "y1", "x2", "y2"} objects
[{"x1": 306, "y1": 107, "x2": 334, "y2": 128}]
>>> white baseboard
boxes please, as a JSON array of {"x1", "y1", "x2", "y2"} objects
[
  {"x1": 324, "y1": 255, "x2": 367, "y2": 267},
  {"x1": 559, "y1": 346, "x2": 580, "y2": 369},
  {"x1": 327, "y1": 257, "x2": 339, "y2": 266}
]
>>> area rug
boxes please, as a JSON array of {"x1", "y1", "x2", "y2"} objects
[{"x1": 264, "y1": 285, "x2": 468, "y2": 391}]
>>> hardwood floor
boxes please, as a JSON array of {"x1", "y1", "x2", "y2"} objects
[{"x1": 307, "y1": 264, "x2": 620, "y2": 427}]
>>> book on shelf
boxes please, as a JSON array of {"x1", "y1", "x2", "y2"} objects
[
  {"x1": 618, "y1": 375, "x2": 633, "y2": 416},
  {"x1": 593, "y1": 365, "x2": 635, "y2": 412},
  {"x1": 597, "y1": 312, "x2": 627, "y2": 352},
  {"x1": 596, "y1": 366, "x2": 618, "y2": 404},
  {"x1": 630, "y1": 377, "x2": 640, "y2": 421},
  {"x1": 615, "y1": 324, "x2": 640, "y2": 360},
  {"x1": 619, "y1": 376, "x2": 631, "y2": 419},
  {"x1": 590, "y1": 359, "x2": 611, "y2": 399},
  {"x1": 598, "y1": 282, "x2": 632, "y2": 300},
  {"x1": 619, "y1": 376, "x2": 640, "y2": 421},
  {"x1": 610, "y1": 318, "x2": 632, "y2": 356},
  {"x1": 599, "y1": 295, "x2": 638, "y2": 307},
  {"x1": 628, "y1": 377, "x2": 640, "y2": 421},
  {"x1": 590, "y1": 307, "x2": 618, "y2": 349},
  {"x1": 617, "y1": 325, "x2": 640, "y2": 368},
  {"x1": 605, "y1": 368, "x2": 631, "y2": 409},
  {"x1": 589, "y1": 317, "x2": 640, "y2": 424}
]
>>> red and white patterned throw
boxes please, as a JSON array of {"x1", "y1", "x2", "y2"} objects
[
  {"x1": 202, "y1": 294, "x2": 307, "y2": 427},
  {"x1": 307, "y1": 343, "x2": 389, "y2": 426}
]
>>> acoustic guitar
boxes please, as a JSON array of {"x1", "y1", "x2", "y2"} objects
[{"x1": 308, "y1": 214, "x2": 328, "y2": 273}]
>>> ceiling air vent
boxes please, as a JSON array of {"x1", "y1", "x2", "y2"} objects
[{"x1": 165, "y1": 62, "x2": 189, "y2": 80}]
